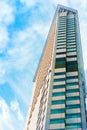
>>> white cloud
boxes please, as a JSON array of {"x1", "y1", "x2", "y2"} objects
[
  {"x1": 7, "y1": 22, "x2": 49, "y2": 72},
  {"x1": 0, "y1": 59, "x2": 8, "y2": 84},
  {"x1": 20, "y1": 0, "x2": 38, "y2": 7},
  {"x1": 6, "y1": 78, "x2": 29, "y2": 106},
  {"x1": 0, "y1": 1, "x2": 15, "y2": 53},
  {"x1": 0, "y1": 98, "x2": 15, "y2": 130},
  {"x1": 78, "y1": 0, "x2": 87, "y2": 8},
  {"x1": 0, "y1": 97, "x2": 24, "y2": 130},
  {"x1": 0, "y1": 1, "x2": 15, "y2": 25},
  {"x1": 0, "y1": 26, "x2": 9, "y2": 53},
  {"x1": 50, "y1": 0, "x2": 69, "y2": 6},
  {"x1": 20, "y1": 0, "x2": 69, "y2": 7},
  {"x1": 10, "y1": 100, "x2": 24, "y2": 121},
  {"x1": 0, "y1": 98, "x2": 10, "y2": 120}
]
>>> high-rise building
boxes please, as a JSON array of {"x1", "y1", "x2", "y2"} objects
[{"x1": 25, "y1": 5, "x2": 86, "y2": 130}]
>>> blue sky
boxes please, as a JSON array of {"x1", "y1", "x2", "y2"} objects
[{"x1": 0, "y1": 0, "x2": 87, "y2": 130}]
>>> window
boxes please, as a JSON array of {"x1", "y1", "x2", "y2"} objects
[
  {"x1": 67, "y1": 49, "x2": 76, "y2": 53},
  {"x1": 58, "y1": 25, "x2": 66, "y2": 28},
  {"x1": 58, "y1": 28, "x2": 66, "y2": 31},
  {"x1": 67, "y1": 31, "x2": 75, "y2": 35},
  {"x1": 54, "y1": 72, "x2": 66, "y2": 75},
  {"x1": 55, "y1": 58, "x2": 66, "y2": 68},
  {"x1": 67, "y1": 61, "x2": 78, "y2": 72},
  {"x1": 67, "y1": 25, "x2": 75, "y2": 28},
  {"x1": 51, "y1": 100, "x2": 65, "y2": 105},
  {"x1": 66, "y1": 113, "x2": 81, "y2": 119},
  {"x1": 56, "y1": 42, "x2": 66, "y2": 45},
  {"x1": 56, "y1": 58, "x2": 66, "y2": 62},
  {"x1": 66, "y1": 104, "x2": 80, "y2": 109},
  {"x1": 56, "y1": 52, "x2": 66, "y2": 55},
  {"x1": 53, "y1": 84, "x2": 65, "y2": 89},
  {"x1": 58, "y1": 23, "x2": 66, "y2": 26},
  {"x1": 67, "y1": 46, "x2": 76, "y2": 49},
  {"x1": 67, "y1": 43, "x2": 76, "y2": 46},
  {"x1": 67, "y1": 37, "x2": 75, "y2": 40},
  {"x1": 66, "y1": 123, "x2": 81, "y2": 129},
  {"x1": 66, "y1": 96, "x2": 80, "y2": 100},
  {"x1": 58, "y1": 30, "x2": 66, "y2": 33},
  {"x1": 66, "y1": 88, "x2": 79, "y2": 93},
  {"x1": 50, "y1": 108, "x2": 65, "y2": 114},
  {"x1": 67, "y1": 26, "x2": 75, "y2": 29},
  {"x1": 67, "y1": 82, "x2": 79, "y2": 86},
  {"x1": 52, "y1": 92, "x2": 65, "y2": 96},
  {"x1": 54, "y1": 78, "x2": 65, "y2": 82},
  {"x1": 66, "y1": 75, "x2": 78, "y2": 79},
  {"x1": 57, "y1": 37, "x2": 66, "y2": 40},
  {"x1": 58, "y1": 32, "x2": 66, "y2": 35},
  {"x1": 50, "y1": 118, "x2": 65, "y2": 124},
  {"x1": 57, "y1": 44, "x2": 66, "y2": 46},
  {"x1": 67, "y1": 55, "x2": 77, "y2": 58},
  {"x1": 58, "y1": 27, "x2": 66, "y2": 30},
  {"x1": 56, "y1": 47, "x2": 66, "y2": 50},
  {"x1": 67, "y1": 30, "x2": 75, "y2": 33},
  {"x1": 67, "y1": 39, "x2": 76, "y2": 42}
]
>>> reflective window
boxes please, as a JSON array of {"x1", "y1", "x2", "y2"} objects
[
  {"x1": 54, "y1": 78, "x2": 65, "y2": 82},
  {"x1": 66, "y1": 113, "x2": 81, "y2": 118},
  {"x1": 66, "y1": 104, "x2": 80, "y2": 109},
  {"x1": 50, "y1": 118, "x2": 65, "y2": 124},
  {"x1": 66, "y1": 96, "x2": 80, "y2": 100},
  {"x1": 66, "y1": 123, "x2": 81, "y2": 129},
  {"x1": 54, "y1": 72, "x2": 66, "y2": 75},
  {"x1": 53, "y1": 85, "x2": 65, "y2": 89},
  {"x1": 67, "y1": 61, "x2": 78, "y2": 72},
  {"x1": 66, "y1": 89, "x2": 79, "y2": 93},
  {"x1": 50, "y1": 108, "x2": 65, "y2": 114},
  {"x1": 67, "y1": 82, "x2": 79, "y2": 86},
  {"x1": 51, "y1": 100, "x2": 65, "y2": 105},
  {"x1": 55, "y1": 58, "x2": 66, "y2": 68},
  {"x1": 66, "y1": 75, "x2": 78, "y2": 79},
  {"x1": 52, "y1": 92, "x2": 65, "y2": 96}
]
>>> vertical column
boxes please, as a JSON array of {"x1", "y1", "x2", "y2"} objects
[
  {"x1": 49, "y1": 11, "x2": 67, "y2": 130},
  {"x1": 66, "y1": 13, "x2": 82, "y2": 129}
]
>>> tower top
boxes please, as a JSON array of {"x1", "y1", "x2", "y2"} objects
[{"x1": 57, "y1": 4, "x2": 77, "y2": 14}]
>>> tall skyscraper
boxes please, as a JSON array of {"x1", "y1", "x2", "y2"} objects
[{"x1": 25, "y1": 5, "x2": 86, "y2": 130}]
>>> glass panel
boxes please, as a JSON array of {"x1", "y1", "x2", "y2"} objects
[
  {"x1": 67, "y1": 55, "x2": 77, "y2": 58},
  {"x1": 56, "y1": 47, "x2": 66, "y2": 49},
  {"x1": 67, "y1": 49, "x2": 76, "y2": 53},
  {"x1": 53, "y1": 85, "x2": 65, "y2": 89},
  {"x1": 54, "y1": 78, "x2": 65, "y2": 82},
  {"x1": 55, "y1": 58, "x2": 66, "y2": 68},
  {"x1": 50, "y1": 108, "x2": 65, "y2": 114},
  {"x1": 66, "y1": 89, "x2": 79, "y2": 93},
  {"x1": 67, "y1": 82, "x2": 79, "y2": 86},
  {"x1": 50, "y1": 118, "x2": 65, "y2": 124},
  {"x1": 67, "y1": 61, "x2": 78, "y2": 72},
  {"x1": 66, "y1": 104, "x2": 80, "y2": 109},
  {"x1": 52, "y1": 92, "x2": 65, "y2": 96},
  {"x1": 51, "y1": 100, "x2": 65, "y2": 105},
  {"x1": 66, "y1": 96, "x2": 80, "y2": 100},
  {"x1": 66, "y1": 75, "x2": 78, "y2": 79},
  {"x1": 66, "y1": 113, "x2": 81, "y2": 118},
  {"x1": 54, "y1": 72, "x2": 66, "y2": 75},
  {"x1": 57, "y1": 44, "x2": 66, "y2": 46},
  {"x1": 66, "y1": 123, "x2": 81, "y2": 129},
  {"x1": 56, "y1": 58, "x2": 66, "y2": 62}
]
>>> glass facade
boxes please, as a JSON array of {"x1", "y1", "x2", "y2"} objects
[
  {"x1": 48, "y1": 6, "x2": 86, "y2": 130},
  {"x1": 26, "y1": 5, "x2": 86, "y2": 130}
]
